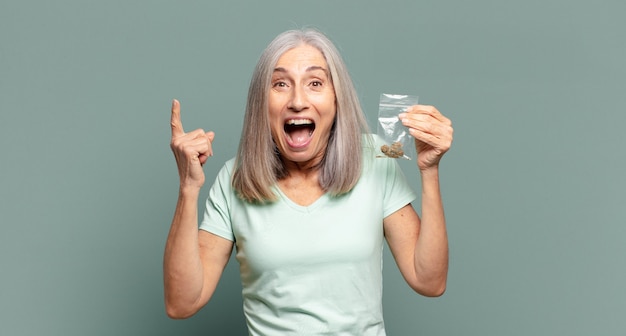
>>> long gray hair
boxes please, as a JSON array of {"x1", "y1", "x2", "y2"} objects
[{"x1": 232, "y1": 29, "x2": 371, "y2": 203}]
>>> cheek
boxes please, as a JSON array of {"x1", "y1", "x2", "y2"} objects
[
  {"x1": 268, "y1": 90, "x2": 285, "y2": 111},
  {"x1": 267, "y1": 100, "x2": 283, "y2": 125},
  {"x1": 324, "y1": 101, "x2": 337, "y2": 119},
  {"x1": 267, "y1": 100, "x2": 280, "y2": 117},
  {"x1": 269, "y1": 120, "x2": 283, "y2": 140},
  {"x1": 313, "y1": 93, "x2": 336, "y2": 115}
]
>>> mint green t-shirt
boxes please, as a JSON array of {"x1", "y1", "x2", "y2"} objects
[{"x1": 200, "y1": 137, "x2": 417, "y2": 335}]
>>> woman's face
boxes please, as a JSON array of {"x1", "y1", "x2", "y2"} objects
[{"x1": 268, "y1": 44, "x2": 336, "y2": 168}]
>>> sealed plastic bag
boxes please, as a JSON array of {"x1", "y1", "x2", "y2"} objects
[{"x1": 376, "y1": 93, "x2": 419, "y2": 160}]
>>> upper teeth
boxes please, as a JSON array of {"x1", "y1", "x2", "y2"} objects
[{"x1": 286, "y1": 119, "x2": 313, "y2": 125}]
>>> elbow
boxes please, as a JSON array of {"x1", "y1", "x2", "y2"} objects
[
  {"x1": 164, "y1": 300, "x2": 199, "y2": 320},
  {"x1": 423, "y1": 282, "x2": 447, "y2": 297},
  {"x1": 165, "y1": 306, "x2": 195, "y2": 320},
  {"x1": 166, "y1": 308, "x2": 190, "y2": 320},
  {"x1": 411, "y1": 278, "x2": 447, "y2": 297}
]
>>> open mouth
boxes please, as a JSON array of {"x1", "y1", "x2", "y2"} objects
[{"x1": 284, "y1": 118, "x2": 315, "y2": 146}]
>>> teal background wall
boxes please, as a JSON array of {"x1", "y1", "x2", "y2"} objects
[{"x1": 2, "y1": 1, "x2": 625, "y2": 335}]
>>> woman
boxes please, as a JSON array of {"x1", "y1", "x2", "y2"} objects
[{"x1": 164, "y1": 29, "x2": 453, "y2": 335}]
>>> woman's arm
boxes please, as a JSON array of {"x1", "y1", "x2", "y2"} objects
[
  {"x1": 384, "y1": 104, "x2": 453, "y2": 296},
  {"x1": 163, "y1": 189, "x2": 233, "y2": 318},
  {"x1": 163, "y1": 100, "x2": 233, "y2": 318},
  {"x1": 383, "y1": 170, "x2": 448, "y2": 297}
]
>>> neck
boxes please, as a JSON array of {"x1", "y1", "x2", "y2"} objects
[{"x1": 277, "y1": 163, "x2": 325, "y2": 207}]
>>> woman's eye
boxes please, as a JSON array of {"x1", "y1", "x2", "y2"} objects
[
  {"x1": 273, "y1": 81, "x2": 286, "y2": 88},
  {"x1": 310, "y1": 80, "x2": 323, "y2": 87}
]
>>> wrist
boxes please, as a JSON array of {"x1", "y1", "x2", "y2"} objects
[
  {"x1": 178, "y1": 184, "x2": 202, "y2": 198},
  {"x1": 419, "y1": 165, "x2": 440, "y2": 179},
  {"x1": 419, "y1": 166, "x2": 441, "y2": 196}
]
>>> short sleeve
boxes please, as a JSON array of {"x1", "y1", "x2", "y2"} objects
[
  {"x1": 365, "y1": 134, "x2": 417, "y2": 218},
  {"x1": 199, "y1": 160, "x2": 236, "y2": 241},
  {"x1": 381, "y1": 157, "x2": 417, "y2": 218}
]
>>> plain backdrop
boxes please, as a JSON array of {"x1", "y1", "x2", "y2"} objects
[{"x1": 1, "y1": 0, "x2": 625, "y2": 335}]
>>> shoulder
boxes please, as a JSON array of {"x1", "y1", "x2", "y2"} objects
[
  {"x1": 362, "y1": 133, "x2": 384, "y2": 151},
  {"x1": 215, "y1": 158, "x2": 236, "y2": 178},
  {"x1": 208, "y1": 158, "x2": 237, "y2": 193}
]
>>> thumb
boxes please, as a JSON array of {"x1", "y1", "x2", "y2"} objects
[{"x1": 198, "y1": 132, "x2": 215, "y2": 165}]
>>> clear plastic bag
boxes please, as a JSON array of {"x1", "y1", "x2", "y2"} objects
[{"x1": 376, "y1": 93, "x2": 419, "y2": 160}]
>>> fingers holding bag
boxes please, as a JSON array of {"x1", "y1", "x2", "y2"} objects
[{"x1": 399, "y1": 105, "x2": 453, "y2": 170}]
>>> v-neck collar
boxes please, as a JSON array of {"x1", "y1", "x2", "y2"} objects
[{"x1": 273, "y1": 185, "x2": 330, "y2": 213}]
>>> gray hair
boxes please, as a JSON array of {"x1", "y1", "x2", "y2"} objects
[{"x1": 232, "y1": 29, "x2": 371, "y2": 203}]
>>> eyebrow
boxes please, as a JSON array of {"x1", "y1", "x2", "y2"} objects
[{"x1": 273, "y1": 66, "x2": 329, "y2": 74}]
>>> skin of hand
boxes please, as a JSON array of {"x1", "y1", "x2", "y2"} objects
[
  {"x1": 398, "y1": 105, "x2": 453, "y2": 171},
  {"x1": 170, "y1": 99, "x2": 215, "y2": 190}
]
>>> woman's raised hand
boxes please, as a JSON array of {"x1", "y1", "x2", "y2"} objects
[
  {"x1": 170, "y1": 99, "x2": 214, "y2": 190},
  {"x1": 399, "y1": 105, "x2": 453, "y2": 172}
]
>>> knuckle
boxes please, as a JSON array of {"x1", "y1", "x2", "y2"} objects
[
  {"x1": 169, "y1": 139, "x2": 179, "y2": 149},
  {"x1": 190, "y1": 128, "x2": 205, "y2": 138}
]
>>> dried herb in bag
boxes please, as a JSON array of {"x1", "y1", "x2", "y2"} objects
[{"x1": 376, "y1": 93, "x2": 419, "y2": 160}]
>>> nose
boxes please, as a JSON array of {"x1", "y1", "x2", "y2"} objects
[{"x1": 287, "y1": 85, "x2": 309, "y2": 112}]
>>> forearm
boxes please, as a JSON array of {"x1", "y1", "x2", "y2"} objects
[
  {"x1": 414, "y1": 167, "x2": 449, "y2": 296},
  {"x1": 163, "y1": 187, "x2": 205, "y2": 317}
]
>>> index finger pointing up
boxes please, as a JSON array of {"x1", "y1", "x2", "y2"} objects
[{"x1": 170, "y1": 99, "x2": 185, "y2": 137}]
